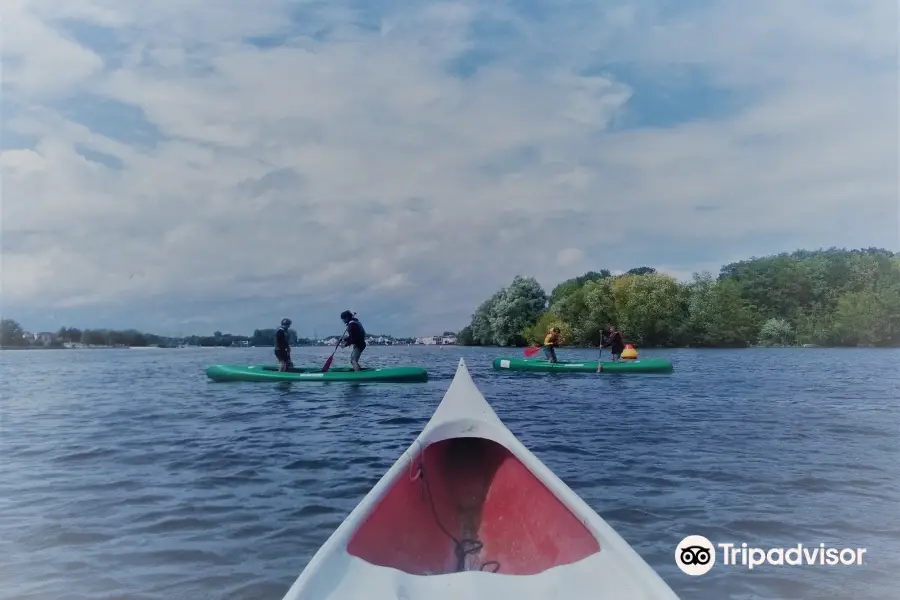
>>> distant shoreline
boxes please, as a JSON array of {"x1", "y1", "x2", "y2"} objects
[{"x1": 2, "y1": 343, "x2": 890, "y2": 351}]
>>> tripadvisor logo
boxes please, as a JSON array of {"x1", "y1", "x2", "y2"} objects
[
  {"x1": 675, "y1": 535, "x2": 716, "y2": 575},
  {"x1": 675, "y1": 535, "x2": 867, "y2": 575}
]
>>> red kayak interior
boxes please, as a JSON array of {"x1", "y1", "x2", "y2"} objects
[{"x1": 346, "y1": 436, "x2": 601, "y2": 575}]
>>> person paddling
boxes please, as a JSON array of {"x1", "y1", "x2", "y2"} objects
[
  {"x1": 275, "y1": 318, "x2": 294, "y2": 371},
  {"x1": 340, "y1": 310, "x2": 366, "y2": 371},
  {"x1": 601, "y1": 325, "x2": 625, "y2": 362},
  {"x1": 543, "y1": 326, "x2": 561, "y2": 363}
]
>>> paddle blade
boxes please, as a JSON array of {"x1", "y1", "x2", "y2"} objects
[
  {"x1": 523, "y1": 346, "x2": 542, "y2": 357},
  {"x1": 322, "y1": 355, "x2": 334, "y2": 372}
]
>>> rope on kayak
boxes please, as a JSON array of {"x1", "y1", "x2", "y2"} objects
[{"x1": 413, "y1": 460, "x2": 501, "y2": 574}]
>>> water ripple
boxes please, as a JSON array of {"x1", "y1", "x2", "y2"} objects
[{"x1": 1, "y1": 346, "x2": 898, "y2": 600}]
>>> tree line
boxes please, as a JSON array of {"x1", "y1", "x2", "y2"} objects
[
  {"x1": 456, "y1": 247, "x2": 900, "y2": 348},
  {"x1": 0, "y1": 322, "x2": 318, "y2": 348},
  {"x1": 0, "y1": 321, "x2": 417, "y2": 349}
]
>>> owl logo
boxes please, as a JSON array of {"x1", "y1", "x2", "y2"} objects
[{"x1": 675, "y1": 535, "x2": 716, "y2": 575}]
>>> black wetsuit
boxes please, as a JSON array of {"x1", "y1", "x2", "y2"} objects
[
  {"x1": 603, "y1": 331, "x2": 625, "y2": 357},
  {"x1": 275, "y1": 327, "x2": 292, "y2": 366},
  {"x1": 346, "y1": 319, "x2": 366, "y2": 352}
]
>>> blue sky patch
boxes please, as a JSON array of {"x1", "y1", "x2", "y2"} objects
[
  {"x1": 55, "y1": 93, "x2": 161, "y2": 148},
  {"x1": 245, "y1": 33, "x2": 295, "y2": 48},
  {"x1": 591, "y1": 63, "x2": 747, "y2": 131},
  {"x1": 446, "y1": 47, "x2": 498, "y2": 79},
  {"x1": 56, "y1": 19, "x2": 128, "y2": 71},
  {"x1": 75, "y1": 143, "x2": 124, "y2": 170},
  {"x1": 444, "y1": 14, "x2": 529, "y2": 78}
]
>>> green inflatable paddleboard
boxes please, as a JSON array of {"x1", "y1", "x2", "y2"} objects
[
  {"x1": 206, "y1": 364, "x2": 429, "y2": 383},
  {"x1": 492, "y1": 356, "x2": 673, "y2": 374}
]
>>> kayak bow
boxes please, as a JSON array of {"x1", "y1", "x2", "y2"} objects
[{"x1": 281, "y1": 358, "x2": 680, "y2": 599}]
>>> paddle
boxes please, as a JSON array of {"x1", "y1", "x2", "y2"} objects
[
  {"x1": 322, "y1": 327, "x2": 348, "y2": 372},
  {"x1": 523, "y1": 345, "x2": 542, "y2": 358},
  {"x1": 596, "y1": 333, "x2": 610, "y2": 372}
]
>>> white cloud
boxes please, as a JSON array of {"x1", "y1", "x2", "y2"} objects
[
  {"x1": 1, "y1": 0, "x2": 896, "y2": 334},
  {"x1": 1, "y1": 0, "x2": 105, "y2": 96}
]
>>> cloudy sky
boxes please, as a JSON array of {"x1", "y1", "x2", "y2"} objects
[{"x1": 2, "y1": 0, "x2": 897, "y2": 337}]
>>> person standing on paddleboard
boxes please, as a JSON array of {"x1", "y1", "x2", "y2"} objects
[
  {"x1": 340, "y1": 310, "x2": 366, "y2": 371},
  {"x1": 601, "y1": 325, "x2": 625, "y2": 361},
  {"x1": 543, "y1": 327, "x2": 561, "y2": 363},
  {"x1": 275, "y1": 318, "x2": 294, "y2": 371}
]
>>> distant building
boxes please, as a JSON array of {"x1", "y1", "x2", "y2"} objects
[
  {"x1": 34, "y1": 332, "x2": 54, "y2": 346},
  {"x1": 414, "y1": 335, "x2": 457, "y2": 345}
]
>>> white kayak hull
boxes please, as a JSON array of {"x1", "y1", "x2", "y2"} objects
[{"x1": 281, "y1": 358, "x2": 680, "y2": 599}]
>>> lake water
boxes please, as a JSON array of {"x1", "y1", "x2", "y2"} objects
[{"x1": 1, "y1": 346, "x2": 898, "y2": 600}]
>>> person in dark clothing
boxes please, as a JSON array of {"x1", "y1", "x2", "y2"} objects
[
  {"x1": 340, "y1": 310, "x2": 366, "y2": 371},
  {"x1": 601, "y1": 325, "x2": 625, "y2": 361},
  {"x1": 275, "y1": 318, "x2": 293, "y2": 371}
]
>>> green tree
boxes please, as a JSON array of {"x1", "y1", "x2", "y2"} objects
[
  {"x1": 758, "y1": 317, "x2": 794, "y2": 346},
  {"x1": 683, "y1": 272, "x2": 716, "y2": 345},
  {"x1": 109, "y1": 329, "x2": 148, "y2": 346},
  {"x1": 470, "y1": 291, "x2": 503, "y2": 345},
  {"x1": 708, "y1": 279, "x2": 759, "y2": 346},
  {"x1": 792, "y1": 305, "x2": 835, "y2": 346},
  {"x1": 548, "y1": 270, "x2": 611, "y2": 306},
  {"x1": 80, "y1": 329, "x2": 102, "y2": 345},
  {"x1": 57, "y1": 327, "x2": 83, "y2": 343},
  {"x1": 489, "y1": 276, "x2": 547, "y2": 346},
  {"x1": 524, "y1": 312, "x2": 574, "y2": 346},
  {"x1": 682, "y1": 273, "x2": 757, "y2": 346},
  {"x1": 578, "y1": 279, "x2": 618, "y2": 345},
  {"x1": 0, "y1": 319, "x2": 28, "y2": 347},
  {"x1": 456, "y1": 325, "x2": 475, "y2": 346},
  {"x1": 457, "y1": 247, "x2": 900, "y2": 349},
  {"x1": 607, "y1": 273, "x2": 684, "y2": 346},
  {"x1": 720, "y1": 254, "x2": 814, "y2": 320},
  {"x1": 832, "y1": 288, "x2": 900, "y2": 346}
]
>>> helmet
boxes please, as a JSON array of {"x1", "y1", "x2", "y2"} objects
[
  {"x1": 281, "y1": 318, "x2": 292, "y2": 329},
  {"x1": 340, "y1": 310, "x2": 353, "y2": 322}
]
